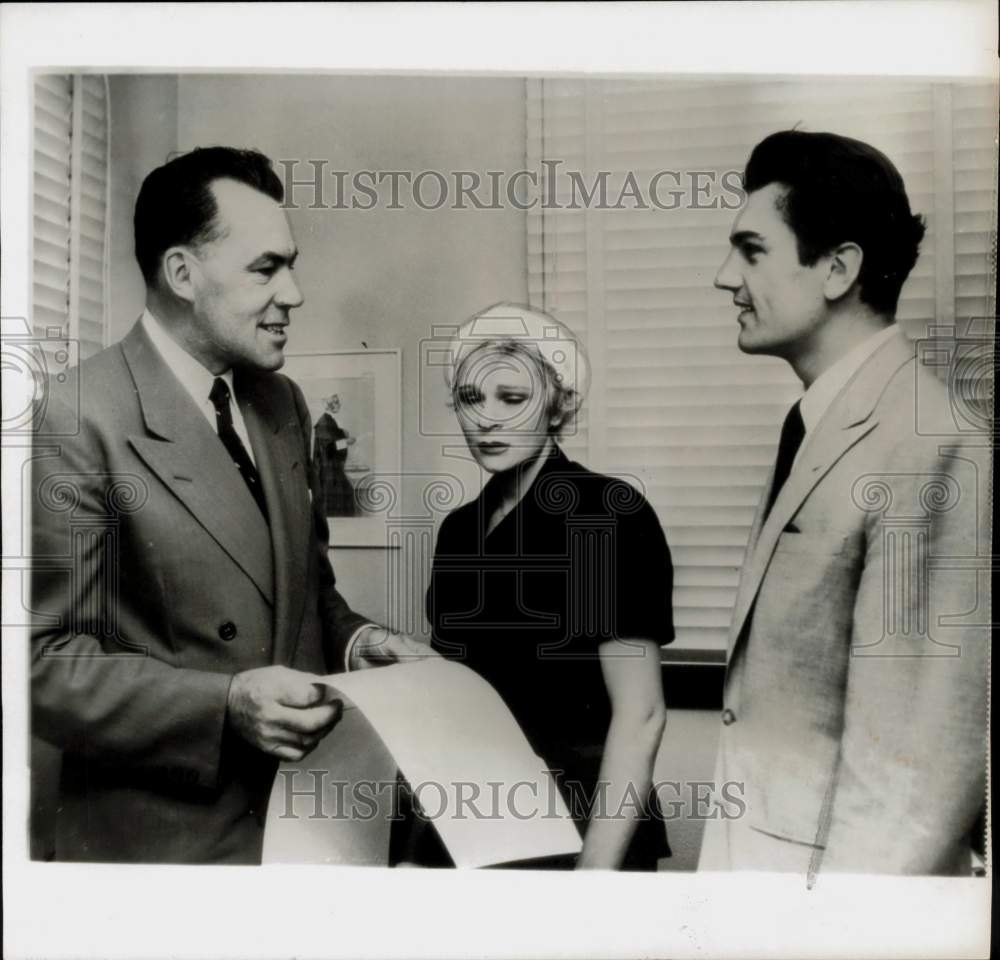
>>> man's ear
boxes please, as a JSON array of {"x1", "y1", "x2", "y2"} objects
[
  {"x1": 160, "y1": 247, "x2": 198, "y2": 304},
  {"x1": 823, "y1": 242, "x2": 863, "y2": 302}
]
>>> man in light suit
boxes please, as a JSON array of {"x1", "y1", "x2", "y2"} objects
[
  {"x1": 699, "y1": 131, "x2": 989, "y2": 875},
  {"x1": 30, "y1": 147, "x2": 427, "y2": 863}
]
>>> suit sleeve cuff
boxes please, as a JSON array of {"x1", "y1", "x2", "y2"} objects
[{"x1": 343, "y1": 623, "x2": 379, "y2": 672}]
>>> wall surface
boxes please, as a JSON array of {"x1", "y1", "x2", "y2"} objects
[
  {"x1": 653, "y1": 707, "x2": 720, "y2": 871},
  {"x1": 107, "y1": 75, "x2": 179, "y2": 344},
  {"x1": 176, "y1": 74, "x2": 528, "y2": 632}
]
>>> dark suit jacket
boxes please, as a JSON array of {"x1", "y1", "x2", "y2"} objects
[
  {"x1": 313, "y1": 412, "x2": 356, "y2": 516},
  {"x1": 30, "y1": 321, "x2": 369, "y2": 863}
]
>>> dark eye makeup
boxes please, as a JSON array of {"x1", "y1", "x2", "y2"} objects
[{"x1": 455, "y1": 385, "x2": 484, "y2": 405}]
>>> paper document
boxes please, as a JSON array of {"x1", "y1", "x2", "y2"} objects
[{"x1": 263, "y1": 658, "x2": 582, "y2": 868}]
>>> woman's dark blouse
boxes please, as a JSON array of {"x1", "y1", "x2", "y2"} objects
[{"x1": 426, "y1": 447, "x2": 674, "y2": 866}]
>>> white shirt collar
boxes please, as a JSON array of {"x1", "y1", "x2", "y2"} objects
[
  {"x1": 141, "y1": 308, "x2": 235, "y2": 407},
  {"x1": 139, "y1": 309, "x2": 256, "y2": 466},
  {"x1": 798, "y1": 323, "x2": 900, "y2": 435}
]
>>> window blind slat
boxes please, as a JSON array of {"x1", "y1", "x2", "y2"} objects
[
  {"x1": 33, "y1": 283, "x2": 68, "y2": 314},
  {"x1": 35, "y1": 74, "x2": 72, "y2": 96},
  {"x1": 35, "y1": 104, "x2": 73, "y2": 141},
  {"x1": 35, "y1": 128, "x2": 72, "y2": 162},
  {"x1": 32, "y1": 304, "x2": 70, "y2": 333}
]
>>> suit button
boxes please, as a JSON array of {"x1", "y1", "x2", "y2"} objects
[
  {"x1": 721, "y1": 708, "x2": 737, "y2": 726},
  {"x1": 219, "y1": 621, "x2": 237, "y2": 642}
]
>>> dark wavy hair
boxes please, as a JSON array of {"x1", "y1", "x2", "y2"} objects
[
  {"x1": 134, "y1": 146, "x2": 284, "y2": 286},
  {"x1": 744, "y1": 130, "x2": 926, "y2": 315}
]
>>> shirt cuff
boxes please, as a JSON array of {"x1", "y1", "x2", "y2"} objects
[{"x1": 343, "y1": 623, "x2": 379, "y2": 672}]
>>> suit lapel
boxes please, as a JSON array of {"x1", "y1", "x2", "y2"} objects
[
  {"x1": 727, "y1": 330, "x2": 916, "y2": 655},
  {"x1": 237, "y1": 372, "x2": 310, "y2": 666},
  {"x1": 121, "y1": 323, "x2": 275, "y2": 605}
]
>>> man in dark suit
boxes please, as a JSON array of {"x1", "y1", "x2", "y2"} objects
[
  {"x1": 699, "y1": 131, "x2": 989, "y2": 875},
  {"x1": 30, "y1": 147, "x2": 427, "y2": 863}
]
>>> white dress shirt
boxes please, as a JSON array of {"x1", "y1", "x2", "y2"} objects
[
  {"x1": 794, "y1": 323, "x2": 900, "y2": 468},
  {"x1": 141, "y1": 309, "x2": 376, "y2": 670},
  {"x1": 141, "y1": 309, "x2": 256, "y2": 465}
]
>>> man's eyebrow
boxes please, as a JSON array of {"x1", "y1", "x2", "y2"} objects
[
  {"x1": 247, "y1": 248, "x2": 299, "y2": 269},
  {"x1": 729, "y1": 229, "x2": 766, "y2": 247}
]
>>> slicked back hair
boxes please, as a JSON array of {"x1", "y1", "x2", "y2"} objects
[
  {"x1": 744, "y1": 130, "x2": 926, "y2": 315},
  {"x1": 134, "y1": 146, "x2": 284, "y2": 287}
]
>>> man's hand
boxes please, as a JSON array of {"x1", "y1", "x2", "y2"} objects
[
  {"x1": 226, "y1": 665, "x2": 343, "y2": 761},
  {"x1": 349, "y1": 626, "x2": 439, "y2": 671}
]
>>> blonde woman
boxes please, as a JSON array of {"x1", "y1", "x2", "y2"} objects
[{"x1": 425, "y1": 303, "x2": 674, "y2": 870}]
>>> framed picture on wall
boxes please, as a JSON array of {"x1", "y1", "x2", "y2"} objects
[{"x1": 283, "y1": 349, "x2": 402, "y2": 547}]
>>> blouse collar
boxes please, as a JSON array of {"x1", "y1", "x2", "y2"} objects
[{"x1": 480, "y1": 442, "x2": 570, "y2": 535}]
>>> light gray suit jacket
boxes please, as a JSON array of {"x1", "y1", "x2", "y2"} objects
[{"x1": 699, "y1": 329, "x2": 989, "y2": 875}]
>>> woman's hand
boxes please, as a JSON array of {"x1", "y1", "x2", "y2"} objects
[{"x1": 349, "y1": 626, "x2": 440, "y2": 671}]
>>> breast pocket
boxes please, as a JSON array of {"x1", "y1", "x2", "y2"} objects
[
  {"x1": 764, "y1": 530, "x2": 863, "y2": 606},
  {"x1": 770, "y1": 523, "x2": 862, "y2": 559}
]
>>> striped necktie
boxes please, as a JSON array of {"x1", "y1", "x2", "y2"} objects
[{"x1": 208, "y1": 377, "x2": 269, "y2": 520}]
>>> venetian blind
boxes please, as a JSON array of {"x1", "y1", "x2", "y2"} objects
[
  {"x1": 952, "y1": 82, "x2": 999, "y2": 327},
  {"x1": 526, "y1": 77, "x2": 998, "y2": 655},
  {"x1": 32, "y1": 74, "x2": 110, "y2": 362}
]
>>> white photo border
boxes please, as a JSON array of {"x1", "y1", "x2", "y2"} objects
[{"x1": 2, "y1": 4, "x2": 995, "y2": 960}]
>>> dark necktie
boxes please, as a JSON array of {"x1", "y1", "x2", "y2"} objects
[
  {"x1": 209, "y1": 377, "x2": 269, "y2": 520},
  {"x1": 764, "y1": 400, "x2": 805, "y2": 521}
]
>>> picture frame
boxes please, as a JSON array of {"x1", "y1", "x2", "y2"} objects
[{"x1": 283, "y1": 349, "x2": 402, "y2": 547}]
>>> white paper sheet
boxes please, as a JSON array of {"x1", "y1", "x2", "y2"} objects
[
  {"x1": 262, "y1": 699, "x2": 397, "y2": 866},
  {"x1": 263, "y1": 659, "x2": 582, "y2": 868}
]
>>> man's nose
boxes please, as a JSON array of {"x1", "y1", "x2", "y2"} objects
[
  {"x1": 275, "y1": 269, "x2": 305, "y2": 308},
  {"x1": 714, "y1": 249, "x2": 741, "y2": 292}
]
